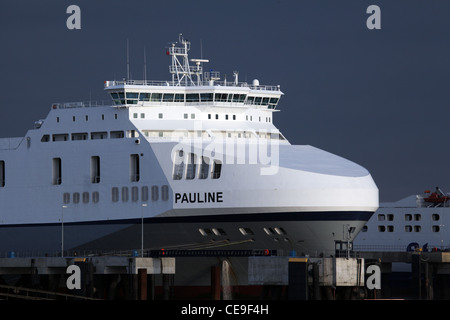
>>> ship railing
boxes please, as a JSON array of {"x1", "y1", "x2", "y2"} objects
[
  {"x1": 105, "y1": 79, "x2": 281, "y2": 91},
  {"x1": 353, "y1": 244, "x2": 450, "y2": 252},
  {"x1": 51, "y1": 100, "x2": 112, "y2": 109}
]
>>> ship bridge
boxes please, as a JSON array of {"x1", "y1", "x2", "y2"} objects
[{"x1": 103, "y1": 34, "x2": 283, "y2": 110}]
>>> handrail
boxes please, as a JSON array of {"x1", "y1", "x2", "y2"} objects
[{"x1": 105, "y1": 79, "x2": 281, "y2": 91}]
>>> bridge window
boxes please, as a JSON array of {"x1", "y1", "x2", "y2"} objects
[
  {"x1": 232, "y1": 94, "x2": 246, "y2": 103},
  {"x1": 186, "y1": 93, "x2": 200, "y2": 102},
  {"x1": 150, "y1": 93, "x2": 162, "y2": 102},
  {"x1": 200, "y1": 93, "x2": 213, "y2": 102},
  {"x1": 174, "y1": 93, "x2": 185, "y2": 102},
  {"x1": 126, "y1": 92, "x2": 139, "y2": 104},
  {"x1": 215, "y1": 93, "x2": 228, "y2": 102},
  {"x1": 163, "y1": 93, "x2": 174, "y2": 102},
  {"x1": 139, "y1": 93, "x2": 150, "y2": 101}
]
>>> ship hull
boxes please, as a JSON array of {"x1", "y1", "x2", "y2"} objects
[{"x1": 0, "y1": 210, "x2": 372, "y2": 258}]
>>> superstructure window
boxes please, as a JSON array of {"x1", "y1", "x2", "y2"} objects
[
  {"x1": 112, "y1": 187, "x2": 119, "y2": 202},
  {"x1": 0, "y1": 160, "x2": 5, "y2": 187},
  {"x1": 186, "y1": 153, "x2": 197, "y2": 180},
  {"x1": 162, "y1": 185, "x2": 169, "y2": 201},
  {"x1": 186, "y1": 93, "x2": 200, "y2": 102},
  {"x1": 130, "y1": 154, "x2": 140, "y2": 182},
  {"x1": 90, "y1": 156, "x2": 100, "y2": 183},
  {"x1": 232, "y1": 94, "x2": 246, "y2": 103},
  {"x1": 212, "y1": 160, "x2": 222, "y2": 179},
  {"x1": 52, "y1": 158, "x2": 62, "y2": 185},
  {"x1": 139, "y1": 93, "x2": 150, "y2": 101},
  {"x1": 215, "y1": 93, "x2": 228, "y2": 102},
  {"x1": 150, "y1": 93, "x2": 162, "y2": 102},
  {"x1": 142, "y1": 186, "x2": 149, "y2": 202},
  {"x1": 199, "y1": 156, "x2": 209, "y2": 179},
  {"x1": 151, "y1": 185, "x2": 159, "y2": 201},
  {"x1": 173, "y1": 150, "x2": 185, "y2": 180},
  {"x1": 200, "y1": 93, "x2": 213, "y2": 102},
  {"x1": 174, "y1": 93, "x2": 185, "y2": 102},
  {"x1": 163, "y1": 93, "x2": 174, "y2": 102},
  {"x1": 131, "y1": 186, "x2": 139, "y2": 202},
  {"x1": 126, "y1": 92, "x2": 139, "y2": 104}
]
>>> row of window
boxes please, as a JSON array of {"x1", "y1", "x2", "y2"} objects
[
  {"x1": 132, "y1": 112, "x2": 272, "y2": 123},
  {"x1": 172, "y1": 151, "x2": 222, "y2": 180},
  {"x1": 377, "y1": 213, "x2": 440, "y2": 221},
  {"x1": 42, "y1": 130, "x2": 128, "y2": 143},
  {"x1": 373, "y1": 225, "x2": 442, "y2": 233},
  {"x1": 110, "y1": 91, "x2": 279, "y2": 109},
  {"x1": 111, "y1": 185, "x2": 169, "y2": 203},
  {"x1": 61, "y1": 185, "x2": 170, "y2": 204},
  {"x1": 56, "y1": 113, "x2": 118, "y2": 123},
  {"x1": 199, "y1": 226, "x2": 288, "y2": 237},
  {"x1": 52, "y1": 154, "x2": 140, "y2": 186}
]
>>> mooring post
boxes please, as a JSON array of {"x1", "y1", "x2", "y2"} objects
[{"x1": 138, "y1": 268, "x2": 147, "y2": 300}]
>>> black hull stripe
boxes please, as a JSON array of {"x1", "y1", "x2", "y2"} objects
[{"x1": 0, "y1": 211, "x2": 373, "y2": 228}]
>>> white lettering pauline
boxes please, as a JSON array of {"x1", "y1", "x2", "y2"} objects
[{"x1": 175, "y1": 192, "x2": 223, "y2": 204}]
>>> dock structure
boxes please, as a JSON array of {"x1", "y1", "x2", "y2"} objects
[
  {"x1": 359, "y1": 250, "x2": 450, "y2": 299},
  {"x1": 1, "y1": 250, "x2": 450, "y2": 300},
  {"x1": 0, "y1": 256, "x2": 175, "y2": 300}
]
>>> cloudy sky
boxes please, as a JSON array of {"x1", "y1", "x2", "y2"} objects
[{"x1": 0, "y1": 0, "x2": 449, "y2": 202}]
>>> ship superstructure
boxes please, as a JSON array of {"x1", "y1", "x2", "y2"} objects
[{"x1": 0, "y1": 34, "x2": 378, "y2": 258}]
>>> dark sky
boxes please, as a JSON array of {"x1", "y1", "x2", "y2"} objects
[{"x1": 0, "y1": 0, "x2": 449, "y2": 202}]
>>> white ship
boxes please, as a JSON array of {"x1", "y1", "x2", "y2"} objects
[
  {"x1": 0, "y1": 34, "x2": 378, "y2": 257},
  {"x1": 354, "y1": 187, "x2": 450, "y2": 252}
]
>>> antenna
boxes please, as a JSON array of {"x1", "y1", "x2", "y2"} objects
[
  {"x1": 126, "y1": 38, "x2": 130, "y2": 80},
  {"x1": 200, "y1": 38, "x2": 203, "y2": 59},
  {"x1": 143, "y1": 47, "x2": 147, "y2": 82}
]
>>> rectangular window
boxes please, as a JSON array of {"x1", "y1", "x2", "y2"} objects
[
  {"x1": 174, "y1": 93, "x2": 185, "y2": 102},
  {"x1": 151, "y1": 93, "x2": 162, "y2": 102},
  {"x1": 172, "y1": 150, "x2": 184, "y2": 180},
  {"x1": 63, "y1": 192, "x2": 70, "y2": 204},
  {"x1": 91, "y1": 132, "x2": 107, "y2": 140},
  {"x1": 163, "y1": 93, "x2": 174, "y2": 102},
  {"x1": 151, "y1": 185, "x2": 159, "y2": 201},
  {"x1": 130, "y1": 154, "x2": 140, "y2": 182},
  {"x1": 83, "y1": 192, "x2": 90, "y2": 203},
  {"x1": 72, "y1": 132, "x2": 88, "y2": 141},
  {"x1": 139, "y1": 93, "x2": 150, "y2": 101},
  {"x1": 92, "y1": 191, "x2": 99, "y2": 203},
  {"x1": 186, "y1": 153, "x2": 197, "y2": 180},
  {"x1": 52, "y1": 158, "x2": 62, "y2": 185},
  {"x1": 112, "y1": 187, "x2": 119, "y2": 202},
  {"x1": 122, "y1": 186, "x2": 129, "y2": 202},
  {"x1": 91, "y1": 156, "x2": 100, "y2": 183},
  {"x1": 200, "y1": 93, "x2": 213, "y2": 102},
  {"x1": 186, "y1": 93, "x2": 200, "y2": 102},
  {"x1": 212, "y1": 160, "x2": 222, "y2": 179},
  {"x1": 131, "y1": 186, "x2": 139, "y2": 202},
  {"x1": 199, "y1": 156, "x2": 209, "y2": 179},
  {"x1": 0, "y1": 161, "x2": 4, "y2": 187},
  {"x1": 161, "y1": 185, "x2": 169, "y2": 201},
  {"x1": 110, "y1": 131, "x2": 124, "y2": 139},
  {"x1": 141, "y1": 186, "x2": 149, "y2": 202}
]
